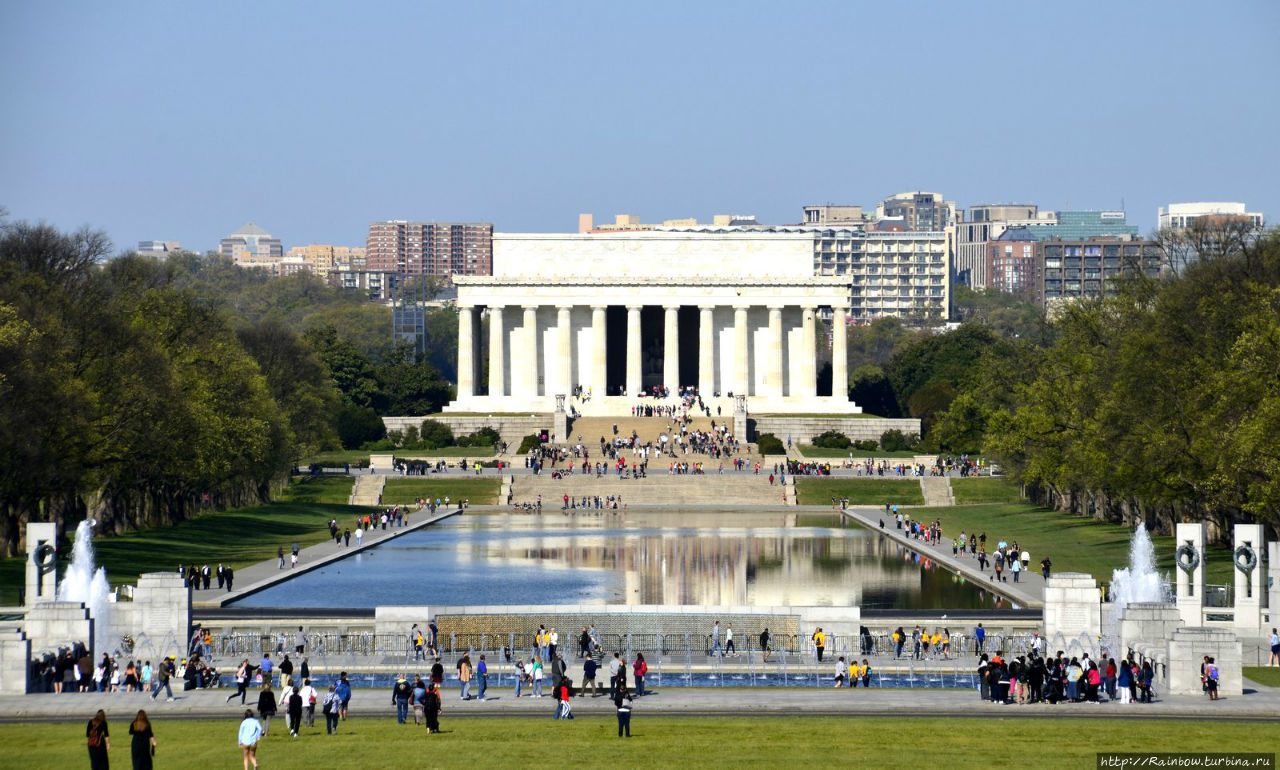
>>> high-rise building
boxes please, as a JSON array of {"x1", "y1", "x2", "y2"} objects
[
  {"x1": 875, "y1": 192, "x2": 956, "y2": 232},
  {"x1": 987, "y1": 228, "x2": 1040, "y2": 295},
  {"x1": 137, "y1": 240, "x2": 181, "y2": 259},
  {"x1": 365, "y1": 221, "x2": 493, "y2": 277},
  {"x1": 954, "y1": 205, "x2": 1049, "y2": 288},
  {"x1": 1037, "y1": 235, "x2": 1161, "y2": 308},
  {"x1": 220, "y1": 223, "x2": 283, "y2": 266},
  {"x1": 1158, "y1": 202, "x2": 1264, "y2": 232}
]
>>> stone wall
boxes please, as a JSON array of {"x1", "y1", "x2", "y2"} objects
[
  {"x1": 1117, "y1": 602, "x2": 1182, "y2": 656},
  {"x1": 0, "y1": 628, "x2": 31, "y2": 695},
  {"x1": 1167, "y1": 627, "x2": 1241, "y2": 696},
  {"x1": 23, "y1": 602, "x2": 93, "y2": 658},
  {"x1": 1043, "y1": 573, "x2": 1101, "y2": 654},
  {"x1": 749, "y1": 416, "x2": 921, "y2": 444}
]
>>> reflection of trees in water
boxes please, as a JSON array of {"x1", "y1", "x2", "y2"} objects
[{"x1": 450, "y1": 515, "x2": 999, "y2": 608}]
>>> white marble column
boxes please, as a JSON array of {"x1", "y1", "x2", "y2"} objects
[
  {"x1": 626, "y1": 305, "x2": 642, "y2": 397},
  {"x1": 555, "y1": 305, "x2": 572, "y2": 395},
  {"x1": 798, "y1": 305, "x2": 817, "y2": 398},
  {"x1": 831, "y1": 305, "x2": 848, "y2": 400},
  {"x1": 733, "y1": 306, "x2": 749, "y2": 396},
  {"x1": 591, "y1": 305, "x2": 607, "y2": 396},
  {"x1": 522, "y1": 305, "x2": 539, "y2": 397},
  {"x1": 487, "y1": 305, "x2": 504, "y2": 397},
  {"x1": 456, "y1": 305, "x2": 475, "y2": 399},
  {"x1": 664, "y1": 305, "x2": 680, "y2": 391},
  {"x1": 767, "y1": 306, "x2": 784, "y2": 398},
  {"x1": 698, "y1": 306, "x2": 715, "y2": 397}
]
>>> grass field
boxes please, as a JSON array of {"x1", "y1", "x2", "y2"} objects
[
  {"x1": 950, "y1": 477, "x2": 1025, "y2": 504},
  {"x1": 276, "y1": 476, "x2": 355, "y2": 505},
  {"x1": 796, "y1": 478, "x2": 925, "y2": 505},
  {"x1": 381, "y1": 478, "x2": 501, "y2": 505},
  {"x1": 796, "y1": 445, "x2": 920, "y2": 458},
  {"x1": 909, "y1": 503, "x2": 1235, "y2": 584},
  {"x1": 5, "y1": 716, "x2": 1275, "y2": 769},
  {"x1": 1244, "y1": 666, "x2": 1280, "y2": 687}
]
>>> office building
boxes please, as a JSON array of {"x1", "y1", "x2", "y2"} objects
[
  {"x1": 365, "y1": 221, "x2": 493, "y2": 278},
  {"x1": 220, "y1": 223, "x2": 283, "y2": 266},
  {"x1": 285, "y1": 244, "x2": 366, "y2": 278},
  {"x1": 1158, "y1": 202, "x2": 1264, "y2": 232},
  {"x1": 136, "y1": 240, "x2": 181, "y2": 259},
  {"x1": 1037, "y1": 235, "x2": 1161, "y2": 308}
]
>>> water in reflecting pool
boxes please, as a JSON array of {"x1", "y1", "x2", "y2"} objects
[{"x1": 232, "y1": 512, "x2": 1009, "y2": 610}]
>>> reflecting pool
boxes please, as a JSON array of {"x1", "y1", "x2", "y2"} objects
[{"x1": 232, "y1": 512, "x2": 1008, "y2": 610}]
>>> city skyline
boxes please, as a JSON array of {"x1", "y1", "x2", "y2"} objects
[{"x1": 1, "y1": 0, "x2": 1277, "y2": 254}]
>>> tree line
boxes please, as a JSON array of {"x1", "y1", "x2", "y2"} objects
[
  {"x1": 0, "y1": 219, "x2": 458, "y2": 555},
  {"x1": 848, "y1": 223, "x2": 1279, "y2": 535}
]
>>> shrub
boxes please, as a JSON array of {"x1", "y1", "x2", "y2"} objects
[
  {"x1": 756, "y1": 433, "x2": 785, "y2": 455},
  {"x1": 852, "y1": 439, "x2": 879, "y2": 451},
  {"x1": 336, "y1": 404, "x2": 386, "y2": 449},
  {"x1": 811, "y1": 430, "x2": 852, "y2": 449},
  {"x1": 457, "y1": 426, "x2": 501, "y2": 447},
  {"x1": 400, "y1": 426, "x2": 420, "y2": 448},
  {"x1": 516, "y1": 433, "x2": 543, "y2": 454},
  {"x1": 418, "y1": 419, "x2": 456, "y2": 449},
  {"x1": 880, "y1": 429, "x2": 920, "y2": 452},
  {"x1": 359, "y1": 438, "x2": 396, "y2": 451}
]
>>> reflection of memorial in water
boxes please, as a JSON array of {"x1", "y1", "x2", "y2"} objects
[{"x1": 445, "y1": 512, "x2": 998, "y2": 609}]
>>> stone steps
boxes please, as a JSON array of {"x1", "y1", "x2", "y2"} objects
[
  {"x1": 565, "y1": 415, "x2": 732, "y2": 447},
  {"x1": 511, "y1": 470, "x2": 791, "y2": 506},
  {"x1": 349, "y1": 474, "x2": 385, "y2": 506}
]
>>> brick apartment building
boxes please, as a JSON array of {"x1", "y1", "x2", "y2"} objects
[{"x1": 365, "y1": 221, "x2": 493, "y2": 278}]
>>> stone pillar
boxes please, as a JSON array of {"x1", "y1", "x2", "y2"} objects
[
  {"x1": 24, "y1": 522, "x2": 58, "y2": 605},
  {"x1": 698, "y1": 306, "x2": 715, "y2": 397},
  {"x1": 487, "y1": 306, "x2": 505, "y2": 397},
  {"x1": 456, "y1": 305, "x2": 475, "y2": 399},
  {"x1": 797, "y1": 305, "x2": 817, "y2": 399},
  {"x1": 591, "y1": 306, "x2": 607, "y2": 396},
  {"x1": 1233, "y1": 523, "x2": 1264, "y2": 632},
  {"x1": 555, "y1": 306, "x2": 572, "y2": 396},
  {"x1": 626, "y1": 305, "x2": 642, "y2": 397},
  {"x1": 1043, "y1": 572, "x2": 1102, "y2": 655},
  {"x1": 1167, "y1": 627, "x2": 1242, "y2": 695},
  {"x1": 1268, "y1": 541, "x2": 1280, "y2": 616},
  {"x1": 1175, "y1": 522, "x2": 1206, "y2": 627},
  {"x1": 0, "y1": 628, "x2": 31, "y2": 694},
  {"x1": 663, "y1": 305, "x2": 680, "y2": 391},
  {"x1": 522, "y1": 305, "x2": 540, "y2": 397},
  {"x1": 131, "y1": 572, "x2": 191, "y2": 661},
  {"x1": 767, "y1": 307, "x2": 784, "y2": 398},
  {"x1": 831, "y1": 305, "x2": 848, "y2": 400},
  {"x1": 1117, "y1": 602, "x2": 1182, "y2": 659},
  {"x1": 554, "y1": 394, "x2": 568, "y2": 444},
  {"x1": 733, "y1": 306, "x2": 749, "y2": 396},
  {"x1": 733, "y1": 394, "x2": 748, "y2": 441}
]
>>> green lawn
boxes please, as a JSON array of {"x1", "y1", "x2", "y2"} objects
[
  {"x1": 796, "y1": 445, "x2": 919, "y2": 458},
  {"x1": 911, "y1": 503, "x2": 1235, "y2": 584},
  {"x1": 796, "y1": 478, "x2": 924, "y2": 506},
  {"x1": 300, "y1": 449, "x2": 375, "y2": 466},
  {"x1": 0, "y1": 497, "x2": 372, "y2": 601},
  {"x1": 950, "y1": 477, "x2": 1024, "y2": 504},
  {"x1": 277, "y1": 476, "x2": 355, "y2": 505},
  {"x1": 382, "y1": 477, "x2": 501, "y2": 505},
  {"x1": 3, "y1": 716, "x2": 1274, "y2": 769},
  {"x1": 1244, "y1": 666, "x2": 1280, "y2": 687}
]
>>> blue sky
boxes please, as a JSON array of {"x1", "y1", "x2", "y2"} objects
[{"x1": 2, "y1": 0, "x2": 1277, "y2": 253}]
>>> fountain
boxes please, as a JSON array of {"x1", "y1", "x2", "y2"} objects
[
  {"x1": 56, "y1": 519, "x2": 113, "y2": 652},
  {"x1": 1109, "y1": 524, "x2": 1170, "y2": 607}
]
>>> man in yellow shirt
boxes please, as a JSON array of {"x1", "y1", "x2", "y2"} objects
[{"x1": 812, "y1": 628, "x2": 827, "y2": 662}]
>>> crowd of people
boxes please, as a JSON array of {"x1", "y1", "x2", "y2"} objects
[
  {"x1": 176, "y1": 562, "x2": 235, "y2": 592},
  {"x1": 891, "y1": 509, "x2": 1052, "y2": 584},
  {"x1": 976, "y1": 650, "x2": 1161, "y2": 705}
]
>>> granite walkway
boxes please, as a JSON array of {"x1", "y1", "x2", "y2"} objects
[
  {"x1": 4, "y1": 682, "x2": 1278, "y2": 722},
  {"x1": 839, "y1": 506, "x2": 1048, "y2": 609}
]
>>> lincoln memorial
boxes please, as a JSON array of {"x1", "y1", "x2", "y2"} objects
[{"x1": 446, "y1": 231, "x2": 860, "y2": 416}]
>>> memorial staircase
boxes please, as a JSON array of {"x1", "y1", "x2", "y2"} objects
[
  {"x1": 509, "y1": 468, "x2": 790, "y2": 507},
  {"x1": 349, "y1": 474, "x2": 385, "y2": 506},
  {"x1": 919, "y1": 476, "x2": 954, "y2": 507},
  {"x1": 565, "y1": 415, "x2": 730, "y2": 445}
]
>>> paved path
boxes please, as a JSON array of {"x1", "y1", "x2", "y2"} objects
[
  {"x1": 840, "y1": 506, "x2": 1047, "y2": 609},
  {"x1": 5, "y1": 682, "x2": 1278, "y2": 722},
  {"x1": 193, "y1": 507, "x2": 458, "y2": 609}
]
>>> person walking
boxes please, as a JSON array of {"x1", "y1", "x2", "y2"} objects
[
  {"x1": 476, "y1": 655, "x2": 489, "y2": 700},
  {"x1": 225, "y1": 660, "x2": 251, "y2": 704},
  {"x1": 86, "y1": 709, "x2": 110, "y2": 770},
  {"x1": 321, "y1": 685, "x2": 340, "y2": 734},
  {"x1": 1269, "y1": 628, "x2": 1279, "y2": 667},
  {"x1": 424, "y1": 683, "x2": 442, "y2": 734},
  {"x1": 392, "y1": 673, "x2": 411, "y2": 723},
  {"x1": 286, "y1": 685, "x2": 303, "y2": 738},
  {"x1": 151, "y1": 656, "x2": 175, "y2": 702},
  {"x1": 812, "y1": 627, "x2": 826, "y2": 662},
  {"x1": 128, "y1": 709, "x2": 156, "y2": 770},
  {"x1": 760, "y1": 628, "x2": 771, "y2": 663},
  {"x1": 614, "y1": 685, "x2": 633, "y2": 738},
  {"x1": 411, "y1": 676, "x2": 427, "y2": 725},
  {"x1": 724, "y1": 624, "x2": 736, "y2": 657},
  {"x1": 256, "y1": 683, "x2": 276, "y2": 736},
  {"x1": 710, "y1": 620, "x2": 722, "y2": 657},
  {"x1": 237, "y1": 709, "x2": 263, "y2": 770},
  {"x1": 277, "y1": 547, "x2": 285, "y2": 569},
  {"x1": 300, "y1": 678, "x2": 317, "y2": 729},
  {"x1": 336, "y1": 672, "x2": 352, "y2": 719},
  {"x1": 532, "y1": 656, "x2": 545, "y2": 698}
]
